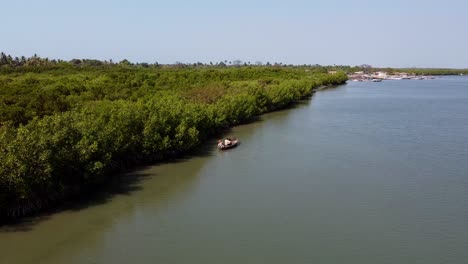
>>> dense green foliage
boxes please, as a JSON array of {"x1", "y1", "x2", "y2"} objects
[{"x1": 0, "y1": 58, "x2": 347, "y2": 219}]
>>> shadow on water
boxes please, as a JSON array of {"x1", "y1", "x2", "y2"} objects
[
  {"x1": 0, "y1": 143, "x2": 215, "y2": 233},
  {"x1": 0, "y1": 85, "x2": 344, "y2": 232}
]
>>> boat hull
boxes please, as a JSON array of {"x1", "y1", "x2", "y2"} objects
[{"x1": 218, "y1": 139, "x2": 239, "y2": 150}]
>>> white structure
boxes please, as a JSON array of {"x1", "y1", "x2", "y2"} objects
[{"x1": 375, "y1": 72, "x2": 388, "y2": 78}]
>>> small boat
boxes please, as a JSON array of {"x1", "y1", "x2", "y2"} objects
[{"x1": 217, "y1": 138, "x2": 239, "y2": 150}]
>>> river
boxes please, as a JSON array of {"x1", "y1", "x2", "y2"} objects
[{"x1": 1, "y1": 77, "x2": 468, "y2": 264}]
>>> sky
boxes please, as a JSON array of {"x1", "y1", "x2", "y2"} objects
[{"x1": 1, "y1": 0, "x2": 468, "y2": 68}]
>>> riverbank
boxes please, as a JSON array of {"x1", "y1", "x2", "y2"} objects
[
  {"x1": 0, "y1": 66, "x2": 347, "y2": 221},
  {"x1": 2, "y1": 77, "x2": 468, "y2": 264}
]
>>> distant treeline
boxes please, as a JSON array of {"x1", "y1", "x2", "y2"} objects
[
  {"x1": 0, "y1": 53, "x2": 347, "y2": 220},
  {"x1": 2, "y1": 52, "x2": 466, "y2": 76},
  {"x1": 386, "y1": 68, "x2": 468, "y2": 75},
  {"x1": 327, "y1": 64, "x2": 468, "y2": 76},
  {"x1": 0, "y1": 52, "x2": 332, "y2": 71}
]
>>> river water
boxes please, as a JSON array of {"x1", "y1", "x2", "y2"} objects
[{"x1": 1, "y1": 77, "x2": 468, "y2": 264}]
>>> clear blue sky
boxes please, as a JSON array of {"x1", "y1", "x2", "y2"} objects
[{"x1": 1, "y1": 0, "x2": 467, "y2": 68}]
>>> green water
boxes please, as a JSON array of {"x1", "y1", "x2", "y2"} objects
[{"x1": 1, "y1": 77, "x2": 468, "y2": 264}]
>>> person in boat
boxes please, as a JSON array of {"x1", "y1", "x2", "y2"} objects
[
  {"x1": 224, "y1": 138, "x2": 232, "y2": 146},
  {"x1": 217, "y1": 140, "x2": 224, "y2": 148}
]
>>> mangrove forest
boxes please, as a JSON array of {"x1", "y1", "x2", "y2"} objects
[{"x1": 0, "y1": 54, "x2": 348, "y2": 220}]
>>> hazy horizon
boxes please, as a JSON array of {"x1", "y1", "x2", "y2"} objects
[{"x1": 2, "y1": 0, "x2": 468, "y2": 68}]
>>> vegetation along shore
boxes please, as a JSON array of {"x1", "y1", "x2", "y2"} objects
[{"x1": 0, "y1": 54, "x2": 347, "y2": 220}]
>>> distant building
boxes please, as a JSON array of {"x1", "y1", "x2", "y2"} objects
[
  {"x1": 328, "y1": 71, "x2": 337, "y2": 74},
  {"x1": 375, "y1": 72, "x2": 388, "y2": 78}
]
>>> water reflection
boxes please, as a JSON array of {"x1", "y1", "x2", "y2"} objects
[{"x1": 0, "y1": 145, "x2": 214, "y2": 264}]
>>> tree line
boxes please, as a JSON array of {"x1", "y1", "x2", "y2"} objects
[{"x1": 0, "y1": 52, "x2": 328, "y2": 71}]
